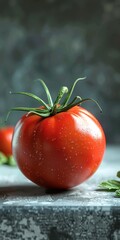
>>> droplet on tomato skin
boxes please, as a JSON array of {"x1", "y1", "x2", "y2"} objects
[
  {"x1": 75, "y1": 152, "x2": 78, "y2": 157},
  {"x1": 23, "y1": 151, "x2": 30, "y2": 159},
  {"x1": 57, "y1": 174, "x2": 60, "y2": 180},
  {"x1": 71, "y1": 168, "x2": 74, "y2": 172},
  {"x1": 33, "y1": 130, "x2": 36, "y2": 136},
  {"x1": 38, "y1": 161, "x2": 43, "y2": 167},
  {"x1": 91, "y1": 153, "x2": 95, "y2": 159},
  {"x1": 51, "y1": 138, "x2": 57, "y2": 142}
]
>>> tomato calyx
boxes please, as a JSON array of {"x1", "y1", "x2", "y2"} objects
[{"x1": 7, "y1": 78, "x2": 102, "y2": 120}]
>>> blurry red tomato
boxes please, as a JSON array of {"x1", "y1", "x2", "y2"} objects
[{"x1": 0, "y1": 126, "x2": 14, "y2": 156}]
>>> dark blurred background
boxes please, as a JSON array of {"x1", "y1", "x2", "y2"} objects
[{"x1": 0, "y1": 0, "x2": 120, "y2": 144}]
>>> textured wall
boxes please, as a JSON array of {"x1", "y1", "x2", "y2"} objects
[{"x1": 0, "y1": 0, "x2": 120, "y2": 144}]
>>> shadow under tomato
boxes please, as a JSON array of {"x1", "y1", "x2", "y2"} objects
[
  {"x1": 0, "y1": 184, "x2": 72, "y2": 198},
  {"x1": 0, "y1": 184, "x2": 45, "y2": 197}
]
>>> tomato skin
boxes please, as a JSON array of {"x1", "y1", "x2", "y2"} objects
[
  {"x1": 0, "y1": 127, "x2": 14, "y2": 156},
  {"x1": 12, "y1": 106, "x2": 106, "y2": 189}
]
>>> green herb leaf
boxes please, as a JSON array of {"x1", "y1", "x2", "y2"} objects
[
  {"x1": 0, "y1": 152, "x2": 16, "y2": 166},
  {"x1": 0, "y1": 152, "x2": 7, "y2": 165},
  {"x1": 116, "y1": 189, "x2": 120, "y2": 197},
  {"x1": 8, "y1": 155, "x2": 16, "y2": 166},
  {"x1": 99, "y1": 171, "x2": 120, "y2": 197},
  {"x1": 99, "y1": 180, "x2": 120, "y2": 190},
  {"x1": 117, "y1": 171, "x2": 120, "y2": 178}
]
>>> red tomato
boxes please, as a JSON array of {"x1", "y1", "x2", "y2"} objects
[
  {"x1": 12, "y1": 106, "x2": 106, "y2": 189},
  {"x1": 0, "y1": 126, "x2": 14, "y2": 156}
]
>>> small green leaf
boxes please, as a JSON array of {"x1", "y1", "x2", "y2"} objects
[
  {"x1": 8, "y1": 155, "x2": 16, "y2": 166},
  {"x1": 0, "y1": 152, "x2": 16, "y2": 166},
  {"x1": 99, "y1": 180, "x2": 120, "y2": 190},
  {"x1": 116, "y1": 189, "x2": 120, "y2": 197},
  {"x1": 99, "y1": 171, "x2": 120, "y2": 198},
  {"x1": 0, "y1": 152, "x2": 7, "y2": 165},
  {"x1": 117, "y1": 171, "x2": 120, "y2": 178}
]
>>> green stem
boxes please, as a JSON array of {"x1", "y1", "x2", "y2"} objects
[
  {"x1": 37, "y1": 79, "x2": 53, "y2": 107},
  {"x1": 57, "y1": 96, "x2": 82, "y2": 113},
  {"x1": 6, "y1": 77, "x2": 102, "y2": 120},
  {"x1": 62, "y1": 77, "x2": 85, "y2": 107},
  {"x1": 59, "y1": 97, "x2": 102, "y2": 113},
  {"x1": 10, "y1": 91, "x2": 50, "y2": 110},
  {"x1": 51, "y1": 86, "x2": 68, "y2": 115},
  {"x1": 80, "y1": 98, "x2": 103, "y2": 113},
  {"x1": 6, "y1": 107, "x2": 50, "y2": 122}
]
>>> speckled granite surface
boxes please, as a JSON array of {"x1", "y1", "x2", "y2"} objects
[{"x1": 0, "y1": 146, "x2": 120, "y2": 239}]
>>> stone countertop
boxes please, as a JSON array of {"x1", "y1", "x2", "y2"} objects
[{"x1": 0, "y1": 145, "x2": 120, "y2": 240}]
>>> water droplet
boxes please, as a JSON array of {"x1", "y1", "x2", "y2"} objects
[{"x1": 63, "y1": 147, "x2": 66, "y2": 150}]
